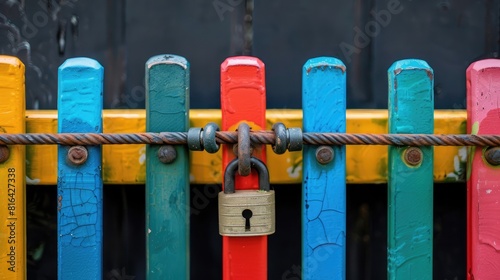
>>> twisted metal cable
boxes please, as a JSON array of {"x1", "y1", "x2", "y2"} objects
[{"x1": 0, "y1": 131, "x2": 500, "y2": 146}]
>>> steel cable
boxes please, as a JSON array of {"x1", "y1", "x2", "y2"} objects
[{"x1": 0, "y1": 131, "x2": 499, "y2": 146}]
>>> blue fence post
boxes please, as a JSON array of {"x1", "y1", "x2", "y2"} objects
[
  {"x1": 145, "y1": 55, "x2": 190, "y2": 279},
  {"x1": 302, "y1": 57, "x2": 347, "y2": 279},
  {"x1": 387, "y1": 59, "x2": 434, "y2": 279},
  {"x1": 57, "y1": 57, "x2": 104, "y2": 280}
]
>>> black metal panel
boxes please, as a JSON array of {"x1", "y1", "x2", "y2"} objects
[
  {"x1": 2, "y1": 0, "x2": 498, "y2": 109},
  {"x1": 254, "y1": 0, "x2": 499, "y2": 109},
  {"x1": 371, "y1": 0, "x2": 499, "y2": 109},
  {"x1": 0, "y1": 0, "x2": 107, "y2": 109},
  {"x1": 253, "y1": 0, "x2": 358, "y2": 108},
  {"x1": 122, "y1": 0, "x2": 240, "y2": 109}
]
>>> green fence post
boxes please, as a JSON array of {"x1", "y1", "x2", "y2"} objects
[
  {"x1": 388, "y1": 59, "x2": 434, "y2": 279},
  {"x1": 146, "y1": 55, "x2": 190, "y2": 279}
]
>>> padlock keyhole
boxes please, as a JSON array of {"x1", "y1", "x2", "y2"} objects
[{"x1": 242, "y1": 209, "x2": 253, "y2": 231}]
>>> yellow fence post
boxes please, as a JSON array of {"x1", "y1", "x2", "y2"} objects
[{"x1": 0, "y1": 56, "x2": 26, "y2": 279}]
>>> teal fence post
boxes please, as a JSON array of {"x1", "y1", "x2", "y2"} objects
[
  {"x1": 145, "y1": 55, "x2": 190, "y2": 279},
  {"x1": 302, "y1": 57, "x2": 347, "y2": 279},
  {"x1": 387, "y1": 59, "x2": 434, "y2": 279},
  {"x1": 57, "y1": 57, "x2": 104, "y2": 280}
]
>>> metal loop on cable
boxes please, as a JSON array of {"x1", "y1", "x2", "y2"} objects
[
  {"x1": 203, "y1": 123, "x2": 220, "y2": 153},
  {"x1": 237, "y1": 123, "x2": 251, "y2": 176},
  {"x1": 272, "y1": 122, "x2": 287, "y2": 154},
  {"x1": 187, "y1": 127, "x2": 203, "y2": 151},
  {"x1": 287, "y1": 128, "x2": 303, "y2": 151}
]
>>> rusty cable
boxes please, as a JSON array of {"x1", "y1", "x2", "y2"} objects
[{"x1": 0, "y1": 131, "x2": 499, "y2": 147}]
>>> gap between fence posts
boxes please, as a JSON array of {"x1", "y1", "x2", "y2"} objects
[
  {"x1": 0, "y1": 55, "x2": 26, "y2": 280},
  {"x1": 145, "y1": 55, "x2": 190, "y2": 279},
  {"x1": 57, "y1": 57, "x2": 104, "y2": 280},
  {"x1": 387, "y1": 59, "x2": 434, "y2": 279},
  {"x1": 302, "y1": 57, "x2": 347, "y2": 280},
  {"x1": 466, "y1": 59, "x2": 500, "y2": 280}
]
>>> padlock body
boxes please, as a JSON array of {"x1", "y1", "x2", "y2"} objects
[{"x1": 218, "y1": 190, "x2": 275, "y2": 236}]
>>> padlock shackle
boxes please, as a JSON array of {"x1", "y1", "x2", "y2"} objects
[{"x1": 224, "y1": 157, "x2": 270, "y2": 194}]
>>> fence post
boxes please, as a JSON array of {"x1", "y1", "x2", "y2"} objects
[
  {"x1": 0, "y1": 56, "x2": 26, "y2": 280},
  {"x1": 387, "y1": 59, "x2": 434, "y2": 279},
  {"x1": 145, "y1": 55, "x2": 190, "y2": 279},
  {"x1": 57, "y1": 57, "x2": 104, "y2": 279},
  {"x1": 221, "y1": 56, "x2": 267, "y2": 279},
  {"x1": 302, "y1": 57, "x2": 347, "y2": 279},
  {"x1": 466, "y1": 59, "x2": 500, "y2": 279}
]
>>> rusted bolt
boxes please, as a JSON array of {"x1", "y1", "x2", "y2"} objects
[
  {"x1": 67, "y1": 146, "x2": 88, "y2": 165},
  {"x1": 0, "y1": 145, "x2": 10, "y2": 164},
  {"x1": 315, "y1": 146, "x2": 334, "y2": 165},
  {"x1": 403, "y1": 147, "x2": 423, "y2": 166},
  {"x1": 0, "y1": 145, "x2": 10, "y2": 163},
  {"x1": 158, "y1": 145, "x2": 177, "y2": 164},
  {"x1": 485, "y1": 147, "x2": 500, "y2": 166}
]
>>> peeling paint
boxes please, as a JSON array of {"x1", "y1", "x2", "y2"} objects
[{"x1": 286, "y1": 165, "x2": 301, "y2": 179}]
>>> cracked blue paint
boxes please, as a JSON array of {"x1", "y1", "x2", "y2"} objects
[
  {"x1": 57, "y1": 57, "x2": 103, "y2": 280},
  {"x1": 302, "y1": 57, "x2": 346, "y2": 280}
]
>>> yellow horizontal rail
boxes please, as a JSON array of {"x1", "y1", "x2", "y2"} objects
[{"x1": 25, "y1": 109, "x2": 466, "y2": 185}]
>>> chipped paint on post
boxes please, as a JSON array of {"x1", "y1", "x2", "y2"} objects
[
  {"x1": 466, "y1": 59, "x2": 500, "y2": 279},
  {"x1": 145, "y1": 55, "x2": 190, "y2": 279},
  {"x1": 302, "y1": 57, "x2": 346, "y2": 279},
  {"x1": 57, "y1": 57, "x2": 104, "y2": 280},
  {"x1": 388, "y1": 59, "x2": 434, "y2": 279}
]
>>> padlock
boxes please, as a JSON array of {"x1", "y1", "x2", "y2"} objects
[{"x1": 218, "y1": 157, "x2": 275, "y2": 236}]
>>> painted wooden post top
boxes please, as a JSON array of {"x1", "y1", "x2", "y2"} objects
[
  {"x1": 58, "y1": 57, "x2": 104, "y2": 134},
  {"x1": 146, "y1": 54, "x2": 189, "y2": 69},
  {"x1": 221, "y1": 56, "x2": 265, "y2": 69},
  {"x1": 145, "y1": 54, "x2": 190, "y2": 133},
  {"x1": 303, "y1": 56, "x2": 346, "y2": 72},
  {"x1": 388, "y1": 59, "x2": 434, "y2": 134},
  {"x1": 0, "y1": 55, "x2": 25, "y2": 70},
  {"x1": 221, "y1": 56, "x2": 266, "y2": 133},
  {"x1": 466, "y1": 59, "x2": 500, "y2": 133},
  {"x1": 0, "y1": 56, "x2": 25, "y2": 130}
]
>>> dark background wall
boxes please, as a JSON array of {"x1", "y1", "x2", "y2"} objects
[
  {"x1": 1, "y1": 0, "x2": 498, "y2": 110},
  {"x1": 1, "y1": 0, "x2": 498, "y2": 279}
]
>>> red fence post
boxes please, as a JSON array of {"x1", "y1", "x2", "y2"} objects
[
  {"x1": 221, "y1": 56, "x2": 267, "y2": 279},
  {"x1": 467, "y1": 59, "x2": 500, "y2": 279}
]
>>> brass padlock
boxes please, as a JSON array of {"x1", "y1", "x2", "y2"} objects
[{"x1": 218, "y1": 157, "x2": 275, "y2": 236}]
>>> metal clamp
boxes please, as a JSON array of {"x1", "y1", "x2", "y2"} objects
[
  {"x1": 287, "y1": 127, "x2": 303, "y2": 152},
  {"x1": 203, "y1": 123, "x2": 220, "y2": 153},
  {"x1": 272, "y1": 122, "x2": 287, "y2": 154},
  {"x1": 187, "y1": 127, "x2": 203, "y2": 151}
]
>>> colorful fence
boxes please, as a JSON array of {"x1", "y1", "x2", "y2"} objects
[{"x1": 0, "y1": 54, "x2": 499, "y2": 279}]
